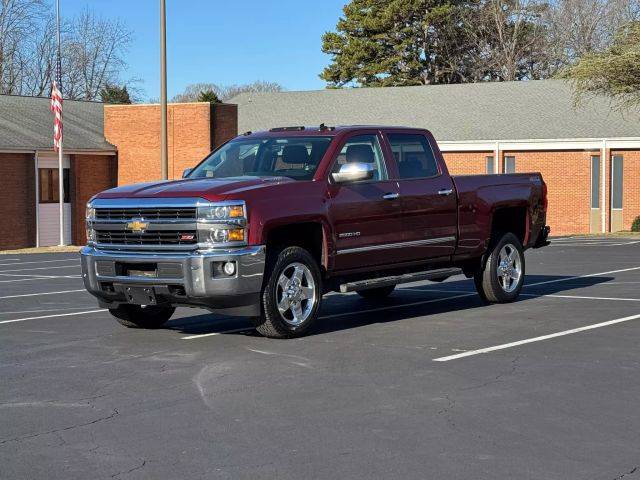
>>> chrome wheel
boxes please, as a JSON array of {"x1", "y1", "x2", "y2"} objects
[
  {"x1": 276, "y1": 262, "x2": 316, "y2": 326},
  {"x1": 497, "y1": 243, "x2": 522, "y2": 293}
]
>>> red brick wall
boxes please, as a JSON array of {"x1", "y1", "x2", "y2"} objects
[
  {"x1": 443, "y1": 152, "x2": 490, "y2": 175},
  {"x1": 104, "y1": 103, "x2": 214, "y2": 186},
  {"x1": 70, "y1": 154, "x2": 117, "y2": 245},
  {"x1": 211, "y1": 103, "x2": 238, "y2": 147},
  {"x1": 503, "y1": 150, "x2": 593, "y2": 235},
  {"x1": 616, "y1": 150, "x2": 640, "y2": 231},
  {"x1": 442, "y1": 149, "x2": 629, "y2": 235},
  {"x1": 0, "y1": 153, "x2": 36, "y2": 249}
]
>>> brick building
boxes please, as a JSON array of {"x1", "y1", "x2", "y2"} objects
[
  {"x1": 229, "y1": 80, "x2": 640, "y2": 235},
  {"x1": 0, "y1": 95, "x2": 236, "y2": 249},
  {"x1": 0, "y1": 80, "x2": 638, "y2": 250}
]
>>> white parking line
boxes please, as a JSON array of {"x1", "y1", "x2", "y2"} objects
[
  {"x1": 181, "y1": 327, "x2": 253, "y2": 339},
  {"x1": 523, "y1": 293, "x2": 640, "y2": 302},
  {"x1": 0, "y1": 264, "x2": 80, "y2": 273},
  {"x1": 433, "y1": 313, "x2": 640, "y2": 362},
  {"x1": 550, "y1": 241, "x2": 640, "y2": 247},
  {"x1": 525, "y1": 266, "x2": 640, "y2": 288},
  {"x1": 0, "y1": 259, "x2": 79, "y2": 267},
  {"x1": 0, "y1": 275, "x2": 80, "y2": 283},
  {"x1": 0, "y1": 306, "x2": 98, "y2": 316},
  {"x1": 0, "y1": 289, "x2": 86, "y2": 300},
  {"x1": 0, "y1": 309, "x2": 105, "y2": 325},
  {"x1": 400, "y1": 288, "x2": 640, "y2": 303},
  {"x1": 0, "y1": 273, "x2": 68, "y2": 278}
]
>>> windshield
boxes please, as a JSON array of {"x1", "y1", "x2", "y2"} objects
[{"x1": 189, "y1": 136, "x2": 333, "y2": 181}]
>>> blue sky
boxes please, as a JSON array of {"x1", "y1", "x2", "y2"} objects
[{"x1": 60, "y1": 0, "x2": 348, "y2": 101}]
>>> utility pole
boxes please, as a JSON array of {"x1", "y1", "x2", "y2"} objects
[{"x1": 160, "y1": 0, "x2": 168, "y2": 180}]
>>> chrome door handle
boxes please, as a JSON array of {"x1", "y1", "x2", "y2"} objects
[
  {"x1": 438, "y1": 189, "x2": 453, "y2": 196},
  {"x1": 382, "y1": 192, "x2": 400, "y2": 200}
]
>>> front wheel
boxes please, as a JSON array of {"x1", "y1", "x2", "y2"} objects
[
  {"x1": 252, "y1": 246, "x2": 322, "y2": 339},
  {"x1": 109, "y1": 304, "x2": 175, "y2": 329},
  {"x1": 474, "y1": 232, "x2": 525, "y2": 303}
]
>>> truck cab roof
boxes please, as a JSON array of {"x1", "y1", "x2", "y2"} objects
[{"x1": 244, "y1": 125, "x2": 431, "y2": 138}]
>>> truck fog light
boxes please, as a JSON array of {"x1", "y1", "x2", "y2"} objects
[{"x1": 223, "y1": 261, "x2": 236, "y2": 276}]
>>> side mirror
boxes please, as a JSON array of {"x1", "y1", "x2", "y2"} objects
[
  {"x1": 182, "y1": 168, "x2": 193, "y2": 178},
  {"x1": 331, "y1": 162, "x2": 374, "y2": 183}
]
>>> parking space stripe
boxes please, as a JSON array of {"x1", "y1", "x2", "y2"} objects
[
  {"x1": 0, "y1": 273, "x2": 69, "y2": 278},
  {"x1": 525, "y1": 266, "x2": 640, "y2": 288},
  {"x1": 400, "y1": 288, "x2": 640, "y2": 303},
  {"x1": 0, "y1": 309, "x2": 105, "y2": 325},
  {"x1": 0, "y1": 275, "x2": 80, "y2": 283},
  {"x1": 181, "y1": 327, "x2": 254, "y2": 339},
  {"x1": 433, "y1": 313, "x2": 640, "y2": 362},
  {"x1": 0, "y1": 259, "x2": 79, "y2": 267},
  {"x1": 522, "y1": 293, "x2": 640, "y2": 302},
  {"x1": 0, "y1": 289, "x2": 86, "y2": 300},
  {"x1": 549, "y1": 241, "x2": 640, "y2": 247},
  {"x1": 0, "y1": 265, "x2": 80, "y2": 273}
]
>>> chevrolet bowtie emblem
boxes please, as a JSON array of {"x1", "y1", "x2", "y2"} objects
[{"x1": 127, "y1": 219, "x2": 149, "y2": 233}]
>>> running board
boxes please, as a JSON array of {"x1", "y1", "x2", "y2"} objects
[{"x1": 339, "y1": 267, "x2": 463, "y2": 293}]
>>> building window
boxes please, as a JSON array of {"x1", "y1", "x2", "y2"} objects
[
  {"x1": 39, "y1": 168, "x2": 69, "y2": 203},
  {"x1": 611, "y1": 155, "x2": 623, "y2": 209},
  {"x1": 590, "y1": 155, "x2": 600, "y2": 209},
  {"x1": 503, "y1": 156, "x2": 516, "y2": 174},
  {"x1": 486, "y1": 156, "x2": 495, "y2": 174},
  {"x1": 387, "y1": 133, "x2": 439, "y2": 179}
]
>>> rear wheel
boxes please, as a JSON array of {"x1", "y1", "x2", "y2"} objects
[
  {"x1": 109, "y1": 304, "x2": 175, "y2": 329},
  {"x1": 474, "y1": 232, "x2": 525, "y2": 303},
  {"x1": 252, "y1": 246, "x2": 322, "y2": 339},
  {"x1": 356, "y1": 285, "x2": 396, "y2": 299}
]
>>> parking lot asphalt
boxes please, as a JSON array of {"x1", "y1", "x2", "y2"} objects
[{"x1": 1, "y1": 237, "x2": 640, "y2": 480}]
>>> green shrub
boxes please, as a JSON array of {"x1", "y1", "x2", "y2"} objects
[{"x1": 632, "y1": 216, "x2": 640, "y2": 232}]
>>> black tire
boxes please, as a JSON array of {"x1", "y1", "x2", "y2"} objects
[
  {"x1": 474, "y1": 232, "x2": 525, "y2": 303},
  {"x1": 356, "y1": 285, "x2": 396, "y2": 299},
  {"x1": 109, "y1": 304, "x2": 175, "y2": 329},
  {"x1": 252, "y1": 246, "x2": 322, "y2": 339}
]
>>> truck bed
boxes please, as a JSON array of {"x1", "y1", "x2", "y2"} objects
[{"x1": 451, "y1": 173, "x2": 547, "y2": 258}]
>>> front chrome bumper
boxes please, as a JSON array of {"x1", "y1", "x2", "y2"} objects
[{"x1": 80, "y1": 245, "x2": 266, "y2": 315}]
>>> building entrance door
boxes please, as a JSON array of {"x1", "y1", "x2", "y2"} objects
[{"x1": 37, "y1": 153, "x2": 72, "y2": 246}]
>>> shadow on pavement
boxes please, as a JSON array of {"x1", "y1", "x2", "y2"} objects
[{"x1": 165, "y1": 274, "x2": 614, "y2": 337}]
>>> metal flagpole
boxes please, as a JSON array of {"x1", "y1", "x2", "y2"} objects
[
  {"x1": 56, "y1": 0, "x2": 65, "y2": 245},
  {"x1": 160, "y1": 0, "x2": 168, "y2": 180}
]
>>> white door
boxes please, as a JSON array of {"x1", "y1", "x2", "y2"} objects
[{"x1": 38, "y1": 154, "x2": 72, "y2": 246}]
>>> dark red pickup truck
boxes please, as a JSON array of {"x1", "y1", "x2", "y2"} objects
[{"x1": 81, "y1": 125, "x2": 549, "y2": 338}]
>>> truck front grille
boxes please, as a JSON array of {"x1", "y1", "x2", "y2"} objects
[
  {"x1": 95, "y1": 208, "x2": 197, "y2": 221},
  {"x1": 96, "y1": 230, "x2": 198, "y2": 246}
]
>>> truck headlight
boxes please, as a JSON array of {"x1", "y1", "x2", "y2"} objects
[
  {"x1": 86, "y1": 226, "x2": 96, "y2": 244},
  {"x1": 85, "y1": 203, "x2": 96, "y2": 245},
  {"x1": 197, "y1": 202, "x2": 247, "y2": 247},
  {"x1": 86, "y1": 203, "x2": 95, "y2": 220},
  {"x1": 197, "y1": 204, "x2": 244, "y2": 221}
]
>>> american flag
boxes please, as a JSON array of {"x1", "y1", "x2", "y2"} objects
[{"x1": 50, "y1": 81, "x2": 63, "y2": 152}]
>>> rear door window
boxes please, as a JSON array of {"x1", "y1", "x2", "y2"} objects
[{"x1": 387, "y1": 133, "x2": 439, "y2": 179}]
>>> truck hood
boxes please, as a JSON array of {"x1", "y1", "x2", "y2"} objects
[{"x1": 96, "y1": 176, "x2": 295, "y2": 200}]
